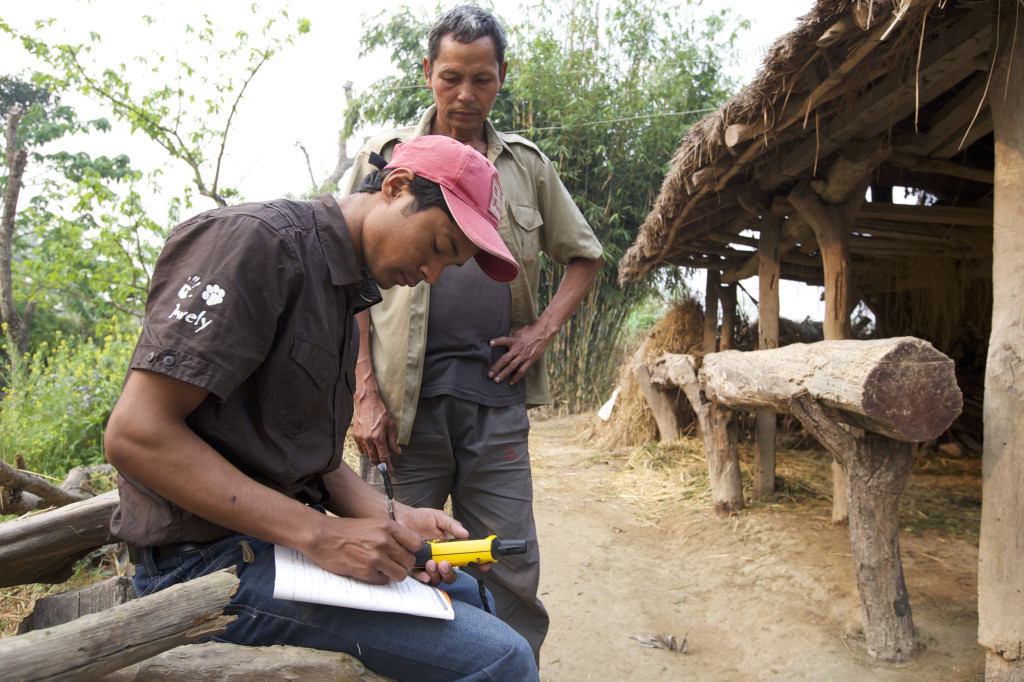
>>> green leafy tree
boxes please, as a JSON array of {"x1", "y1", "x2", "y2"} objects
[
  {"x1": 1, "y1": 76, "x2": 150, "y2": 356},
  {"x1": 0, "y1": 76, "x2": 156, "y2": 477},
  {"x1": 0, "y1": 6, "x2": 310, "y2": 476},
  {"x1": 347, "y1": 0, "x2": 744, "y2": 410},
  {"x1": 4, "y1": 8, "x2": 310, "y2": 209}
]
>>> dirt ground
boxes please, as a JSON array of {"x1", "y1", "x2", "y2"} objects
[{"x1": 530, "y1": 414, "x2": 985, "y2": 682}]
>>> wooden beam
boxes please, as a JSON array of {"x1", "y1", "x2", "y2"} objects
[
  {"x1": 858, "y1": 202, "x2": 992, "y2": 226},
  {"x1": 764, "y1": 13, "x2": 993, "y2": 190},
  {"x1": 894, "y1": 71, "x2": 991, "y2": 157},
  {"x1": 931, "y1": 107, "x2": 994, "y2": 159},
  {"x1": 698, "y1": 337, "x2": 962, "y2": 442},
  {"x1": 888, "y1": 152, "x2": 993, "y2": 184}
]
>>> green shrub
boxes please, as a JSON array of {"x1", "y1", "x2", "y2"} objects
[{"x1": 1, "y1": 325, "x2": 136, "y2": 477}]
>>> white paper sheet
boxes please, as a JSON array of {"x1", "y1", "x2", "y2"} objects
[{"x1": 272, "y1": 545, "x2": 455, "y2": 620}]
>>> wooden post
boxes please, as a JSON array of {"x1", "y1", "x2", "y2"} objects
[
  {"x1": 980, "y1": 9, "x2": 1024, "y2": 680},
  {"x1": 719, "y1": 283, "x2": 737, "y2": 351},
  {"x1": 755, "y1": 218, "x2": 782, "y2": 500},
  {"x1": 649, "y1": 354, "x2": 744, "y2": 515},
  {"x1": 632, "y1": 363, "x2": 681, "y2": 441},
  {"x1": 789, "y1": 391, "x2": 916, "y2": 661},
  {"x1": 704, "y1": 269, "x2": 720, "y2": 354},
  {"x1": 789, "y1": 182, "x2": 865, "y2": 524}
]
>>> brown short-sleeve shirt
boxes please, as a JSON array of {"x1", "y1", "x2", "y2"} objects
[{"x1": 110, "y1": 194, "x2": 380, "y2": 546}]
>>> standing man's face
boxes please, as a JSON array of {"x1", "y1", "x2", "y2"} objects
[{"x1": 424, "y1": 35, "x2": 507, "y2": 142}]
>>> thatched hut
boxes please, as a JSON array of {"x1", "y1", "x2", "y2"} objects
[{"x1": 617, "y1": 0, "x2": 1022, "y2": 678}]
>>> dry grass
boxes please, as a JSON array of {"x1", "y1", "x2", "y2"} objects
[
  {"x1": 581, "y1": 298, "x2": 704, "y2": 449},
  {"x1": 608, "y1": 435, "x2": 982, "y2": 541}
]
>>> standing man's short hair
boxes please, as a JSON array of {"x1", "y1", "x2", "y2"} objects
[{"x1": 427, "y1": 5, "x2": 507, "y2": 67}]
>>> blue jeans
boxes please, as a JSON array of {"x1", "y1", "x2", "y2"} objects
[{"x1": 132, "y1": 533, "x2": 538, "y2": 681}]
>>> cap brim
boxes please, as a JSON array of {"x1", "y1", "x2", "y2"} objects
[{"x1": 441, "y1": 186, "x2": 520, "y2": 283}]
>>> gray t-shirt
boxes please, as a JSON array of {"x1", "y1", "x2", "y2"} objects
[{"x1": 421, "y1": 259, "x2": 526, "y2": 406}]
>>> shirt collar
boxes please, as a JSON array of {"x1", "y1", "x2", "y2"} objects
[
  {"x1": 417, "y1": 104, "x2": 512, "y2": 165},
  {"x1": 311, "y1": 193, "x2": 382, "y2": 311}
]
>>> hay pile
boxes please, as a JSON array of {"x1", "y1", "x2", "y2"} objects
[{"x1": 586, "y1": 298, "x2": 705, "y2": 449}]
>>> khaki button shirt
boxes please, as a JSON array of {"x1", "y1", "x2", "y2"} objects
[{"x1": 342, "y1": 106, "x2": 603, "y2": 444}]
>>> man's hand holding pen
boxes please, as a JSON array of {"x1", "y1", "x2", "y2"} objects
[{"x1": 376, "y1": 463, "x2": 490, "y2": 587}]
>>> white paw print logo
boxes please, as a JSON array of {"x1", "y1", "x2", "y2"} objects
[
  {"x1": 202, "y1": 284, "x2": 226, "y2": 306},
  {"x1": 177, "y1": 275, "x2": 202, "y2": 299}
]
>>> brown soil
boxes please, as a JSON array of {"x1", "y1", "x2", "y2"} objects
[{"x1": 531, "y1": 414, "x2": 985, "y2": 682}]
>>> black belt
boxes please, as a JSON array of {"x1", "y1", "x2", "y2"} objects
[{"x1": 127, "y1": 540, "x2": 208, "y2": 564}]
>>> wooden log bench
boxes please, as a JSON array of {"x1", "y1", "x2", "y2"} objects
[
  {"x1": 645, "y1": 336, "x2": 963, "y2": 663},
  {"x1": 0, "y1": 494, "x2": 390, "y2": 681}
]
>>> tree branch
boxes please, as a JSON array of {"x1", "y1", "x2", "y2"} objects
[
  {"x1": 0, "y1": 459, "x2": 106, "y2": 515},
  {"x1": 1, "y1": 104, "x2": 29, "y2": 357}
]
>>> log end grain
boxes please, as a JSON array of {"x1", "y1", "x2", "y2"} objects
[{"x1": 862, "y1": 338, "x2": 963, "y2": 442}]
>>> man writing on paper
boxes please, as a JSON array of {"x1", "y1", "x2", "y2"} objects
[
  {"x1": 344, "y1": 6, "x2": 603, "y2": 663},
  {"x1": 105, "y1": 135, "x2": 538, "y2": 681}
]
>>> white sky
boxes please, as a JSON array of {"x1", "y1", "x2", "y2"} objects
[{"x1": 3, "y1": 0, "x2": 823, "y2": 320}]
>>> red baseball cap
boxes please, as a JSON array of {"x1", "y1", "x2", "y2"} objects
[{"x1": 386, "y1": 135, "x2": 520, "y2": 283}]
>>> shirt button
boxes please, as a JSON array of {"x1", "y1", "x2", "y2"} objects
[
  {"x1": 146, "y1": 352, "x2": 155, "y2": 362},
  {"x1": 162, "y1": 356, "x2": 176, "y2": 367}
]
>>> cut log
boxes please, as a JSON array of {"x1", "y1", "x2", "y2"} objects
[
  {"x1": 17, "y1": 575, "x2": 135, "y2": 634},
  {"x1": 697, "y1": 337, "x2": 962, "y2": 442},
  {"x1": 0, "y1": 567, "x2": 239, "y2": 682},
  {"x1": 0, "y1": 489, "x2": 118, "y2": 587},
  {"x1": 632, "y1": 363, "x2": 681, "y2": 441},
  {"x1": 789, "y1": 391, "x2": 916, "y2": 661},
  {"x1": 100, "y1": 642, "x2": 393, "y2": 681}
]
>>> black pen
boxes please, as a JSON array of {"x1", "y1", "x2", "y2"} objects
[{"x1": 378, "y1": 462, "x2": 395, "y2": 521}]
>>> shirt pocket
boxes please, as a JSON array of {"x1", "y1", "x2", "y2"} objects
[
  {"x1": 260, "y1": 336, "x2": 339, "y2": 437},
  {"x1": 506, "y1": 200, "x2": 542, "y2": 261}
]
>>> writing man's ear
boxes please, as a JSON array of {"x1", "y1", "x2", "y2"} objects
[{"x1": 381, "y1": 167, "x2": 415, "y2": 201}]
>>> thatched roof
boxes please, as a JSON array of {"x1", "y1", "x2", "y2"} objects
[{"x1": 619, "y1": 0, "x2": 996, "y2": 296}]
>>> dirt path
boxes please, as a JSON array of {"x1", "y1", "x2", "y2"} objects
[{"x1": 530, "y1": 415, "x2": 984, "y2": 681}]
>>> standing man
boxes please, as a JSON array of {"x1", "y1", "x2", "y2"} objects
[
  {"x1": 344, "y1": 6, "x2": 604, "y2": 662},
  {"x1": 104, "y1": 135, "x2": 539, "y2": 681}
]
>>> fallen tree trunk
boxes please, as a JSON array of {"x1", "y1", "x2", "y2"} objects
[
  {"x1": 698, "y1": 336, "x2": 962, "y2": 441},
  {"x1": 0, "y1": 489, "x2": 118, "y2": 587},
  {"x1": 100, "y1": 642, "x2": 393, "y2": 681},
  {"x1": 0, "y1": 568, "x2": 239, "y2": 682}
]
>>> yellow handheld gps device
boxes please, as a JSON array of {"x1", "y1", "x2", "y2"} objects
[{"x1": 413, "y1": 535, "x2": 528, "y2": 568}]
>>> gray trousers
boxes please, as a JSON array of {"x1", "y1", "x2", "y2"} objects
[{"x1": 361, "y1": 395, "x2": 548, "y2": 662}]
